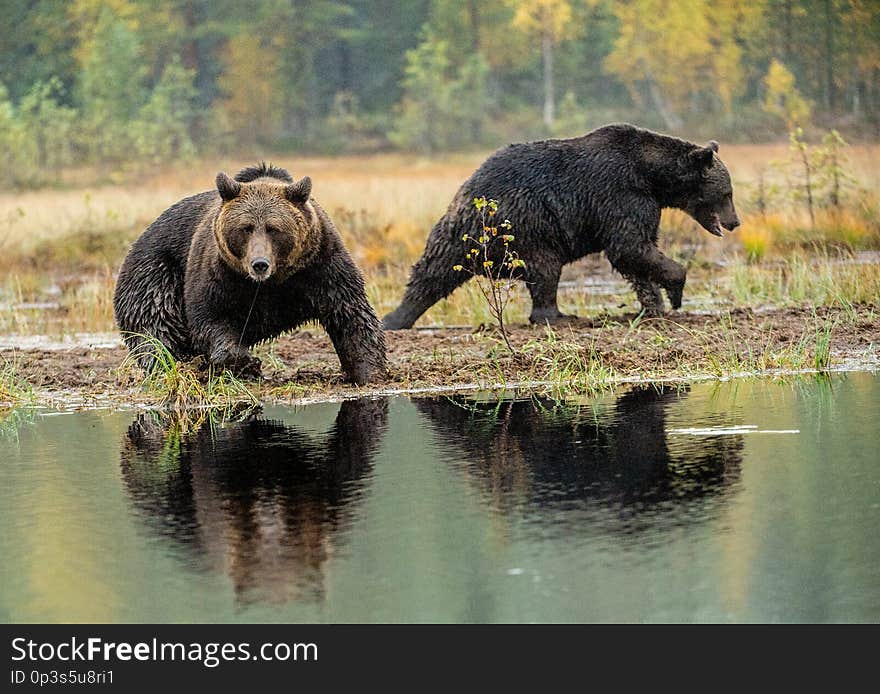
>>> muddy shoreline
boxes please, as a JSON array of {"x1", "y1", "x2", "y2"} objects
[{"x1": 0, "y1": 304, "x2": 876, "y2": 410}]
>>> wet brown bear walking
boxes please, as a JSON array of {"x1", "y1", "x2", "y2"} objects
[
  {"x1": 383, "y1": 123, "x2": 740, "y2": 329},
  {"x1": 114, "y1": 163, "x2": 386, "y2": 384}
]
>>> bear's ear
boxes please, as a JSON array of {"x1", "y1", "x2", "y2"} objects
[
  {"x1": 707, "y1": 140, "x2": 719, "y2": 153},
  {"x1": 216, "y1": 172, "x2": 241, "y2": 202},
  {"x1": 284, "y1": 176, "x2": 312, "y2": 205},
  {"x1": 687, "y1": 145, "x2": 715, "y2": 171}
]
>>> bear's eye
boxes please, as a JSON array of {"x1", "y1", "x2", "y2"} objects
[
  {"x1": 265, "y1": 225, "x2": 278, "y2": 235},
  {"x1": 242, "y1": 225, "x2": 254, "y2": 234}
]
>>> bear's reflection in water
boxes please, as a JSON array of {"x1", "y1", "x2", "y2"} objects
[
  {"x1": 414, "y1": 386, "x2": 744, "y2": 531},
  {"x1": 120, "y1": 398, "x2": 388, "y2": 606}
]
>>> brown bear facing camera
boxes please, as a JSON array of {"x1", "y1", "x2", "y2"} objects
[{"x1": 113, "y1": 163, "x2": 386, "y2": 384}]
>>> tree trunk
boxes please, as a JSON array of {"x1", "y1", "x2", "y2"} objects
[
  {"x1": 648, "y1": 81, "x2": 683, "y2": 131},
  {"x1": 782, "y1": 0, "x2": 793, "y2": 63},
  {"x1": 852, "y1": 63, "x2": 861, "y2": 118},
  {"x1": 181, "y1": 1, "x2": 198, "y2": 72},
  {"x1": 643, "y1": 66, "x2": 683, "y2": 131},
  {"x1": 824, "y1": 0, "x2": 835, "y2": 112},
  {"x1": 543, "y1": 32, "x2": 554, "y2": 129},
  {"x1": 467, "y1": 0, "x2": 481, "y2": 52},
  {"x1": 467, "y1": 0, "x2": 483, "y2": 142},
  {"x1": 338, "y1": 41, "x2": 352, "y2": 93}
]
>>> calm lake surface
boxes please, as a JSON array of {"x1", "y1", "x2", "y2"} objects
[{"x1": 2, "y1": 373, "x2": 878, "y2": 623}]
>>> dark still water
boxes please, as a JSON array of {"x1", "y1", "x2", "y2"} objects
[{"x1": 2, "y1": 373, "x2": 878, "y2": 623}]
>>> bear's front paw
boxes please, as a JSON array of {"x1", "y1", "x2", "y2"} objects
[
  {"x1": 236, "y1": 355, "x2": 263, "y2": 380},
  {"x1": 210, "y1": 349, "x2": 262, "y2": 379},
  {"x1": 346, "y1": 362, "x2": 387, "y2": 386},
  {"x1": 382, "y1": 309, "x2": 414, "y2": 331},
  {"x1": 665, "y1": 284, "x2": 684, "y2": 310},
  {"x1": 639, "y1": 305, "x2": 665, "y2": 318},
  {"x1": 528, "y1": 309, "x2": 577, "y2": 325}
]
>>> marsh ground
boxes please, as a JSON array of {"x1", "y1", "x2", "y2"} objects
[{"x1": 4, "y1": 301, "x2": 877, "y2": 410}]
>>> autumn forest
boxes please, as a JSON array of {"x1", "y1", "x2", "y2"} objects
[{"x1": 1, "y1": 0, "x2": 878, "y2": 187}]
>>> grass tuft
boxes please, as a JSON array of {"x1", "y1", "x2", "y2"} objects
[
  {"x1": 120, "y1": 333, "x2": 259, "y2": 410},
  {"x1": 519, "y1": 326, "x2": 617, "y2": 398},
  {"x1": 0, "y1": 354, "x2": 33, "y2": 406}
]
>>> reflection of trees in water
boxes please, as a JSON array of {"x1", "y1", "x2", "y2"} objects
[
  {"x1": 414, "y1": 386, "x2": 744, "y2": 531},
  {"x1": 120, "y1": 398, "x2": 388, "y2": 605}
]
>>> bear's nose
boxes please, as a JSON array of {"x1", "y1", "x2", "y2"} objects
[
  {"x1": 251, "y1": 258, "x2": 270, "y2": 275},
  {"x1": 729, "y1": 218, "x2": 741, "y2": 230}
]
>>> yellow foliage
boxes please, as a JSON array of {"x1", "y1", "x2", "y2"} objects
[
  {"x1": 734, "y1": 202, "x2": 879, "y2": 259},
  {"x1": 816, "y1": 208, "x2": 877, "y2": 249},
  {"x1": 604, "y1": 0, "x2": 750, "y2": 119},
  {"x1": 510, "y1": 0, "x2": 583, "y2": 43},
  {"x1": 65, "y1": 0, "x2": 181, "y2": 68},
  {"x1": 762, "y1": 59, "x2": 812, "y2": 129},
  {"x1": 219, "y1": 35, "x2": 284, "y2": 143},
  {"x1": 707, "y1": 1, "x2": 758, "y2": 113},
  {"x1": 844, "y1": 1, "x2": 880, "y2": 74},
  {"x1": 737, "y1": 223, "x2": 774, "y2": 261}
]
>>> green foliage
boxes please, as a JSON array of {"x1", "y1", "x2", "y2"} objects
[
  {"x1": 18, "y1": 78, "x2": 78, "y2": 175},
  {"x1": 320, "y1": 92, "x2": 390, "y2": 153},
  {"x1": 813, "y1": 313, "x2": 836, "y2": 372},
  {"x1": 551, "y1": 90, "x2": 590, "y2": 137},
  {"x1": 390, "y1": 28, "x2": 489, "y2": 153},
  {"x1": 729, "y1": 253, "x2": 880, "y2": 307},
  {"x1": 772, "y1": 128, "x2": 860, "y2": 226},
  {"x1": 789, "y1": 127, "x2": 818, "y2": 227},
  {"x1": 814, "y1": 130, "x2": 857, "y2": 208},
  {"x1": 745, "y1": 167, "x2": 783, "y2": 219},
  {"x1": 0, "y1": 355, "x2": 33, "y2": 406},
  {"x1": 1, "y1": 14, "x2": 198, "y2": 182},
  {"x1": 78, "y1": 7, "x2": 147, "y2": 162},
  {"x1": 132, "y1": 56, "x2": 198, "y2": 163},
  {"x1": 0, "y1": 79, "x2": 77, "y2": 187},
  {"x1": 520, "y1": 325, "x2": 616, "y2": 398},
  {"x1": 762, "y1": 59, "x2": 812, "y2": 130}
]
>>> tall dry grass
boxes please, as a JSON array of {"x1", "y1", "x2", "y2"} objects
[{"x1": 2, "y1": 144, "x2": 878, "y2": 267}]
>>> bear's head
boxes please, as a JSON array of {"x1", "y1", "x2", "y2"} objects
[
  {"x1": 213, "y1": 172, "x2": 320, "y2": 282},
  {"x1": 680, "y1": 141, "x2": 740, "y2": 237}
]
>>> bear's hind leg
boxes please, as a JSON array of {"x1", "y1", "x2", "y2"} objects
[
  {"x1": 383, "y1": 252, "x2": 470, "y2": 330},
  {"x1": 526, "y1": 261, "x2": 572, "y2": 324},
  {"x1": 114, "y1": 265, "x2": 191, "y2": 373}
]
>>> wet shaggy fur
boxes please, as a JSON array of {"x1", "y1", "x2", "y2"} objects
[
  {"x1": 114, "y1": 163, "x2": 386, "y2": 384},
  {"x1": 383, "y1": 123, "x2": 740, "y2": 328}
]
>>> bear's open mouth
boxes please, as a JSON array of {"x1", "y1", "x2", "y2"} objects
[{"x1": 702, "y1": 213, "x2": 724, "y2": 237}]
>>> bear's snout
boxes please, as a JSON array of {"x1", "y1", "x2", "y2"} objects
[{"x1": 250, "y1": 257, "x2": 271, "y2": 278}]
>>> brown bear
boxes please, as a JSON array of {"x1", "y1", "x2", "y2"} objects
[
  {"x1": 383, "y1": 123, "x2": 740, "y2": 329},
  {"x1": 113, "y1": 163, "x2": 386, "y2": 384}
]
